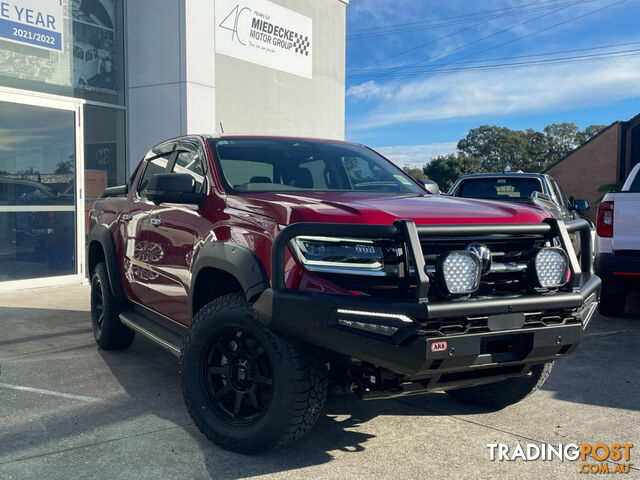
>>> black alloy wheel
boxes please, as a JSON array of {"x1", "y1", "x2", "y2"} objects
[
  {"x1": 90, "y1": 262, "x2": 135, "y2": 350},
  {"x1": 181, "y1": 293, "x2": 328, "y2": 453},
  {"x1": 203, "y1": 327, "x2": 274, "y2": 425},
  {"x1": 91, "y1": 276, "x2": 105, "y2": 335}
]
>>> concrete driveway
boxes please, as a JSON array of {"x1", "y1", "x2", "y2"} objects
[{"x1": 0, "y1": 285, "x2": 638, "y2": 479}]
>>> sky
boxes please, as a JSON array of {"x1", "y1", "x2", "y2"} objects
[{"x1": 345, "y1": 0, "x2": 640, "y2": 168}]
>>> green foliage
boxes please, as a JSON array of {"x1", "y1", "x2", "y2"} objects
[
  {"x1": 598, "y1": 182, "x2": 624, "y2": 192},
  {"x1": 423, "y1": 153, "x2": 482, "y2": 191},
  {"x1": 55, "y1": 160, "x2": 74, "y2": 175},
  {"x1": 402, "y1": 167, "x2": 427, "y2": 180},
  {"x1": 414, "y1": 123, "x2": 607, "y2": 190}
]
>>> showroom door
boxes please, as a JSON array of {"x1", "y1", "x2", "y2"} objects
[{"x1": 0, "y1": 93, "x2": 85, "y2": 289}]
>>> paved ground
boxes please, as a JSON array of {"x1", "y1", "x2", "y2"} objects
[{"x1": 0, "y1": 285, "x2": 638, "y2": 480}]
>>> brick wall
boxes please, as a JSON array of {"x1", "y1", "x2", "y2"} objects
[{"x1": 546, "y1": 123, "x2": 620, "y2": 222}]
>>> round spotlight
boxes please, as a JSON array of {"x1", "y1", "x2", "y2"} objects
[
  {"x1": 439, "y1": 251, "x2": 481, "y2": 295},
  {"x1": 534, "y1": 248, "x2": 569, "y2": 288}
]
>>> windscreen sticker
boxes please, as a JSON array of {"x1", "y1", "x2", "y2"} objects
[{"x1": 394, "y1": 174, "x2": 413, "y2": 185}]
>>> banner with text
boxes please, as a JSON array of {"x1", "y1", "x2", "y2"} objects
[
  {"x1": 0, "y1": 0, "x2": 64, "y2": 52},
  {"x1": 215, "y1": 0, "x2": 312, "y2": 79}
]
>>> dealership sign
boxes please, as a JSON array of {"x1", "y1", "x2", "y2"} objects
[
  {"x1": 215, "y1": 0, "x2": 312, "y2": 79},
  {"x1": 0, "y1": 0, "x2": 64, "y2": 52}
]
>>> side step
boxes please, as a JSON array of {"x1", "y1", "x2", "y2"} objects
[{"x1": 119, "y1": 310, "x2": 185, "y2": 357}]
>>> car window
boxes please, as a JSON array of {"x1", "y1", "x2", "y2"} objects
[
  {"x1": 630, "y1": 172, "x2": 640, "y2": 192},
  {"x1": 220, "y1": 159, "x2": 274, "y2": 187},
  {"x1": 550, "y1": 179, "x2": 570, "y2": 207},
  {"x1": 137, "y1": 156, "x2": 170, "y2": 198},
  {"x1": 145, "y1": 142, "x2": 175, "y2": 160},
  {"x1": 73, "y1": 46, "x2": 84, "y2": 59},
  {"x1": 211, "y1": 139, "x2": 422, "y2": 194},
  {"x1": 174, "y1": 142, "x2": 206, "y2": 192},
  {"x1": 458, "y1": 178, "x2": 543, "y2": 200},
  {"x1": 340, "y1": 156, "x2": 397, "y2": 190}
]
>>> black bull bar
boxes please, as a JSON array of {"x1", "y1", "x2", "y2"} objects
[{"x1": 254, "y1": 218, "x2": 601, "y2": 378}]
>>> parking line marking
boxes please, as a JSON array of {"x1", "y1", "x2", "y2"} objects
[
  {"x1": 0, "y1": 382, "x2": 115, "y2": 403},
  {"x1": 584, "y1": 329, "x2": 635, "y2": 337}
]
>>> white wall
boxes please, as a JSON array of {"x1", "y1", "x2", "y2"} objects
[
  {"x1": 126, "y1": 0, "x2": 346, "y2": 168},
  {"x1": 126, "y1": 0, "x2": 183, "y2": 165},
  {"x1": 214, "y1": 0, "x2": 347, "y2": 140}
]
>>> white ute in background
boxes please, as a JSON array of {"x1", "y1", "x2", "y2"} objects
[{"x1": 595, "y1": 163, "x2": 640, "y2": 316}]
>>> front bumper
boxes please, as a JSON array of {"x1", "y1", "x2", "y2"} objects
[{"x1": 255, "y1": 218, "x2": 601, "y2": 380}]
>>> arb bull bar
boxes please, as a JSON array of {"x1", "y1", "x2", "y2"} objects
[{"x1": 254, "y1": 219, "x2": 601, "y2": 383}]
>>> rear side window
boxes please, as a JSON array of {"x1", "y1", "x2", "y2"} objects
[{"x1": 458, "y1": 178, "x2": 543, "y2": 200}]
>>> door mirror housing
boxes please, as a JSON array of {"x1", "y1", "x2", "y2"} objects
[
  {"x1": 146, "y1": 173, "x2": 205, "y2": 206},
  {"x1": 572, "y1": 199, "x2": 590, "y2": 211},
  {"x1": 418, "y1": 178, "x2": 440, "y2": 195}
]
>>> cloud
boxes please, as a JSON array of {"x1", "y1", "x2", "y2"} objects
[
  {"x1": 347, "y1": 57, "x2": 640, "y2": 130},
  {"x1": 375, "y1": 142, "x2": 458, "y2": 169}
]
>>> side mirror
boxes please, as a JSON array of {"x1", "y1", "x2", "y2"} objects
[
  {"x1": 531, "y1": 191, "x2": 552, "y2": 202},
  {"x1": 572, "y1": 199, "x2": 590, "y2": 211},
  {"x1": 146, "y1": 173, "x2": 205, "y2": 206},
  {"x1": 418, "y1": 178, "x2": 440, "y2": 195}
]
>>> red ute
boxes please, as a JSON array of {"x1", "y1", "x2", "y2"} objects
[{"x1": 88, "y1": 135, "x2": 600, "y2": 453}]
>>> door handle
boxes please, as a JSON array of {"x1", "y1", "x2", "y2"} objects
[
  {"x1": 122, "y1": 213, "x2": 132, "y2": 222},
  {"x1": 150, "y1": 218, "x2": 163, "y2": 226}
]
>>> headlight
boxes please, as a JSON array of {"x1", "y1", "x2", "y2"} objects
[
  {"x1": 291, "y1": 236, "x2": 383, "y2": 271},
  {"x1": 438, "y1": 251, "x2": 481, "y2": 294},
  {"x1": 534, "y1": 247, "x2": 568, "y2": 288}
]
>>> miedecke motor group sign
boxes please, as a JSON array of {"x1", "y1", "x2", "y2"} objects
[{"x1": 215, "y1": 0, "x2": 312, "y2": 79}]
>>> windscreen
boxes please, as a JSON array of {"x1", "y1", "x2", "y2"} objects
[
  {"x1": 458, "y1": 178, "x2": 543, "y2": 200},
  {"x1": 210, "y1": 138, "x2": 424, "y2": 194}
]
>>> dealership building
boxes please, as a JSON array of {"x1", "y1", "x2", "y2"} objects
[{"x1": 0, "y1": 0, "x2": 348, "y2": 290}]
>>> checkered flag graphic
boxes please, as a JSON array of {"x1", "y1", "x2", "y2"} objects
[{"x1": 293, "y1": 32, "x2": 310, "y2": 56}]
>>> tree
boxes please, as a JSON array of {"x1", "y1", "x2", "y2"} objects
[
  {"x1": 55, "y1": 160, "x2": 74, "y2": 175},
  {"x1": 402, "y1": 167, "x2": 427, "y2": 180},
  {"x1": 423, "y1": 153, "x2": 482, "y2": 191},
  {"x1": 457, "y1": 125, "x2": 531, "y2": 173},
  {"x1": 577, "y1": 124, "x2": 607, "y2": 145},
  {"x1": 417, "y1": 122, "x2": 609, "y2": 191}
]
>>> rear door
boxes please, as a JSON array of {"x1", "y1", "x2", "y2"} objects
[{"x1": 143, "y1": 139, "x2": 209, "y2": 325}]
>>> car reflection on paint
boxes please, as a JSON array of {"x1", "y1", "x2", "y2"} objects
[{"x1": 124, "y1": 240, "x2": 165, "y2": 281}]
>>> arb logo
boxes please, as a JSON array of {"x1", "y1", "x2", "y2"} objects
[{"x1": 431, "y1": 341, "x2": 447, "y2": 352}]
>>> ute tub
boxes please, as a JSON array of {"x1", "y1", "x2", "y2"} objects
[{"x1": 253, "y1": 219, "x2": 601, "y2": 378}]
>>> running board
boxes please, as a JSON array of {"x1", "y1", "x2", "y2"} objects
[{"x1": 119, "y1": 311, "x2": 184, "y2": 357}]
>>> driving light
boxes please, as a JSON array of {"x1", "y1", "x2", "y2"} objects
[
  {"x1": 439, "y1": 251, "x2": 481, "y2": 294},
  {"x1": 534, "y1": 248, "x2": 569, "y2": 288},
  {"x1": 291, "y1": 236, "x2": 383, "y2": 270}
]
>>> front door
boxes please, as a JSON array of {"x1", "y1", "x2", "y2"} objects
[
  {"x1": 143, "y1": 139, "x2": 209, "y2": 325},
  {"x1": 0, "y1": 97, "x2": 82, "y2": 287}
]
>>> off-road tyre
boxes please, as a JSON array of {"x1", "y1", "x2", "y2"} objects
[
  {"x1": 445, "y1": 362, "x2": 553, "y2": 409},
  {"x1": 180, "y1": 293, "x2": 328, "y2": 454},
  {"x1": 90, "y1": 262, "x2": 135, "y2": 350}
]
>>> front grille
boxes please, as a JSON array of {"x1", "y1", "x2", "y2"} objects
[
  {"x1": 310, "y1": 231, "x2": 565, "y2": 300},
  {"x1": 419, "y1": 234, "x2": 547, "y2": 299},
  {"x1": 418, "y1": 310, "x2": 579, "y2": 337}
]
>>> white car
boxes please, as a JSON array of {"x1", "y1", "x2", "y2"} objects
[{"x1": 595, "y1": 163, "x2": 640, "y2": 316}]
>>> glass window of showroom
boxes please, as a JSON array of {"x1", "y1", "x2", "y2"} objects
[{"x1": 0, "y1": 0, "x2": 125, "y2": 285}]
